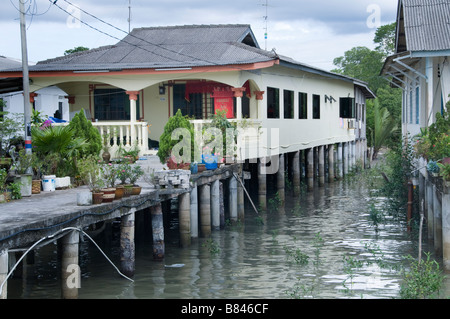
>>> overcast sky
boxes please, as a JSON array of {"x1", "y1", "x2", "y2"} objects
[{"x1": 0, "y1": 0, "x2": 398, "y2": 71}]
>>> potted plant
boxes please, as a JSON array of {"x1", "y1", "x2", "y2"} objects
[
  {"x1": 101, "y1": 132, "x2": 111, "y2": 163},
  {"x1": 437, "y1": 162, "x2": 450, "y2": 187},
  {"x1": 31, "y1": 154, "x2": 43, "y2": 194},
  {"x1": 100, "y1": 163, "x2": 117, "y2": 202},
  {"x1": 158, "y1": 109, "x2": 194, "y2": 167},
  {"x1": 116, "y1": 161, "x2": 133, "y2": 197},
  {"x1": 78, "y1": 155, "x2": 105, "y2": 204},
  {"x1": 427, "y1": 160, "x2": 440, "y2": 177},
  {"x1": 129, "y1": 164, "x2": 144, "y2": 195},
  {"x1": 12, "y1": 149, "x2": 34, "y2": 197}
]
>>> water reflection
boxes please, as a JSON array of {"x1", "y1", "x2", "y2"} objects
[{"x1": 7, "y1": 177, "x2": 449, "y2": 299}]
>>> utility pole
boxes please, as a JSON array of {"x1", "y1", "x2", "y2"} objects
[
  {"x1": 128, "y1": 0, "x2": 131, "y2": 33},
  {"x1": 19, "y1": 0, "x2": 32, "y2": 155}
]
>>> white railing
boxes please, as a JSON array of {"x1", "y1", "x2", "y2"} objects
[
  {"x1": 190, "y1": 119, "x2": 262, "y2": 161},
  {"x1": 94, "y1": 121, "x2": 149, "y2": 158},
  {"x1": 54, "y1": 121, "x2": 149, "y2": 158}
]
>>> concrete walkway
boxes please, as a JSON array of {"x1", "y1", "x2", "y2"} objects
[{"x1": 0, "y1": 156, "x2": 165, "y2": 251}]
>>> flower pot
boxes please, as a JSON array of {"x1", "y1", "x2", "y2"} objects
[
  {"x1": 15, "y1": 174, "x2": 32, "y2": 197},
  {"x1": 42, "y1": 175, "x2": 56, "y2": 192},
  {"x1": 92, "y1": 192, "x2": 104, "y2": 205},
  {"x1": 32, "y1": 180, "x2": 41, "y2": 194},
  {"x1": 55, "y1": 176, "x2": 70, "y2": 189},
  {"x1": 190, "y1": 163, "x2": 198, "y2": 174},
  {"x1": 131, "y1": 185, "x2": 142, "y2": 195},
  {"x1": 202, "y1": 154, "x2": 218, "y2": 170},
  {"x1": 123, "y1": 184, "x2": 133, "y2": 197},
  {"x1": 0, "y1": 193, "x2": 5, "y2": 203},
  {"x1": 102, "y1": 151, "x2": 111, "y2": 163},
  {"x1": 77, "y1": 191, "x2": 92, "y2": 206},
  {"x1": 197, "y1": 164, "x2": 206, "y2": 173},
  {"x1": 101, "y1": 188, "x2": 116, "y2": 202},
  {"x1": 115, "y1": 185, "x2": 124, "y2": 200}
]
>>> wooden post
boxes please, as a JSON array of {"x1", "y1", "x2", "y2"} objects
[
  {"x1": 328, "y1": 144, "x2": 335, "y2": 183},
  {"x1": 151, "y1": 203, "x2": 165, "y2": 260},
  {"x1": 307, "y1": 148, "x2": 314, "y2": 191},
  {"x1": 318, "y1": 146, "x2": 325, "y2": 187},
  {"x1": 293, "y1": 150, "x2": 301, "y2": 196},
  {"x1": 433, "y1": 185, "x2": 442, "y2": 255},
  {"x1": 211, "y1": 180, "x2": 220, "y2": 230},
  {"x1": 426, "y1": 180, "x2": 434, "y2": 242},
  {"x1": 120, "y1": 212, "x2": 135, "y2": 278},
  {"x1": 229, "y1": 176, "x2": 238, "y2": 222},
  {"x1": 190, "y1": 184, "x2": 199, "y2": 238},
  {"x1": 277, "y1": 154, "x2": 285, "y2": 206},
  {"x1": 61, "y1": 230, "x2": 80, "y2": 299},
  {"x1": 442, "y1": 190, "x2": 450, "y2": 271},
  {"x1": 179, "y1": 192, "x2": 191, "y2": 247},
  {"x1": 258, "y1": 159, "x2": 267, "y2": 211},
  {"x1": 0, "y1": 250, "x2": 8, "y2": 299},
  {"x1": 199, "y1": 184, "x2": 211, "y2": 237}
]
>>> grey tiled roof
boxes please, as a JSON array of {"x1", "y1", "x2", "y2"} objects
[
  {"x1": 28, "y1": 24, "x2": 277, "y2": 72},
  {"x1": 400, "y1": 0, "x2": 450, "y2": 52}
]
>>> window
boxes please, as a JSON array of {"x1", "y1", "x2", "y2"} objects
[
  {"x1": 284, "y1": 90, "x2": 294, "y2": 119},
  {"x1": 339, "y1": 97, "x2": 355, "y2": 118},
  {"x1": 313, "y1": 94, "x2": 320, "y2": 119},
  {"x1": 267, "y1": 87, "x2": 280, "y2": 119},
  {"x1": 298, "y1": 92, "x2": 307, "y2": 119},
  {"x1": 94, "y1": 88, "x2": 140, "y2": 121}
]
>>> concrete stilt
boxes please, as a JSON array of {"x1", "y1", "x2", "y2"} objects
[
  {"x1": 343, "y1": 142, "x2": 349, "y2": 175},
  {"x1": 293, "y1": 150, "x2": 301, "y2": 196},
  {"x1": 120, "y1": 212, "x2": 135, "y2": 278},
  {"x1": 229, "y1": 177, "x2": 238, "y2": 222},
  {"x1": 0, "y1": 250, "x2": 8, "y2": 299},
  {"x1": 442, "y1": 191, "x2": 450, "y2": 271},
  {"x1": 199, "y1": 184, "x2": 211, "y2": 237},
  {"x1": 318, "y1": 146, "x2": 325, "y2": 187},
  {"x1": 151, "y1": 203, "x2": 165, "y2": 260},
  {"x1": 211, "y1": 180, "x2": 220, "y2": 231},
  {"x1": 433, "y1": 185, "x2": 442, "y2": 255},
  {"x1": 190, "y1": 184, "x2": 198, "y2": 238},
  {"x1": 237, "y1": 173, "x2": 245, "y2": 221},
  {"x1": 307, "y1": 148, "x2": 314, "y2": 191},
  {"x1": 258, "y1": 159, "x2": 267, "y2": 211},
  {"x1": 219, "y1": 182, "x2": 225, "y2": 228},
  {"x1": 328, "y1": 144, "x2": 335, "y2": 183},
  {"x1": 179, "y1": 192, "x2": 191, "y2": 247},
  {"x1": 337, "y1": 143, "x2": 343, "y2": 180},
  {"x1": 277, "y1": 154, "x2": 285, "y2": 205},
  {"x1": 426, "y1": 181, "x2": 434, "y2": 242},
  {"x1": 61, "y1": 230, "x2": 80, "y2": 299}
]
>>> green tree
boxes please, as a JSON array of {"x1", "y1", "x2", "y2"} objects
[
  {"x1": 68, "y1": 110, "x2": 102, "y2": 158},
  {"x1": 64, "y1": 46, "x2": 89, "y2": 56},
  {"x1": 370, "y1": 99, "x2": 398, "y2": 159},
  {"x1": 332, "y1": 23, "x2": 402, "y2": 147}
]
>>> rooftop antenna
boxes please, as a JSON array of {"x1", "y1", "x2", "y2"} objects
[
  {"x1": 262, "y1": 0, "x2": 268, "y2": 50},
  {"x1": 128, "y1": 0, "x2": 131, "y2": 33}
]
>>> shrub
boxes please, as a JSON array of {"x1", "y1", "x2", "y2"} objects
[{"x1": 68, "y1": 110, "x2": 102, "y2": 158}]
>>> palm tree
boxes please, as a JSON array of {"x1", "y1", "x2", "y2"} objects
[{"x1": 370, "y1": 99, "x2": 398, "y2": 159}]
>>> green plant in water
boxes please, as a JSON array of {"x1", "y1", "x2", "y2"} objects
[
  {"x1": 202, "y1": 238, "x2": 220, "y2": 255},
  {"x1": 368, "y1": 202, "x2": 384, "y2": 231},
  {"x1": 283, "y1": 245, "x2": 309, "y2": 265},
  {"x1": 268, "y1": 192, "x2": 282, "y2": 211},
  {"x1": 341, "y1": 255, "x2": 364, "y2": 294},
  {"x1": 399, "y1": 252, "x2": 445, "y2": 299}
]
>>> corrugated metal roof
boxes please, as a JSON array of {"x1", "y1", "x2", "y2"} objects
[
  {"x1": 401, "y1": 0, "x2": 450, "y2": 51},
  {"x1": 25, "y1": 24, "x2": 275, "y2": 72}
]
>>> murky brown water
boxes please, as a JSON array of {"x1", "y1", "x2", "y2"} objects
[{"x1": 7, "y1": 175, "x2": 450, "y2": 299}]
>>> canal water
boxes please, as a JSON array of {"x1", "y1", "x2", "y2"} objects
[{"x1": 7, "y1": 171, "x2": 450, "y2": 299}]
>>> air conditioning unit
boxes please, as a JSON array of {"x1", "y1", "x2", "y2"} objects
[{"x1": 347, "y1": 119, "x2": 355, "y2": 129}]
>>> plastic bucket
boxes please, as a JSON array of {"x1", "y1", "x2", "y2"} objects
[{"x1": 42, "y1": 175, "x2": 56, "y2": 192}]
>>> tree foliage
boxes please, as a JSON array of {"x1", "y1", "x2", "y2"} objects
[
  {"x1": 332, "y1": 22, "x2": 402, "y2": 148},
  {"x1": 68, "y1": 110, "x2": 102, "y2": 158},
  {"x1": 64, "y1": 46, "x2": 89, "y2": 56}
]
